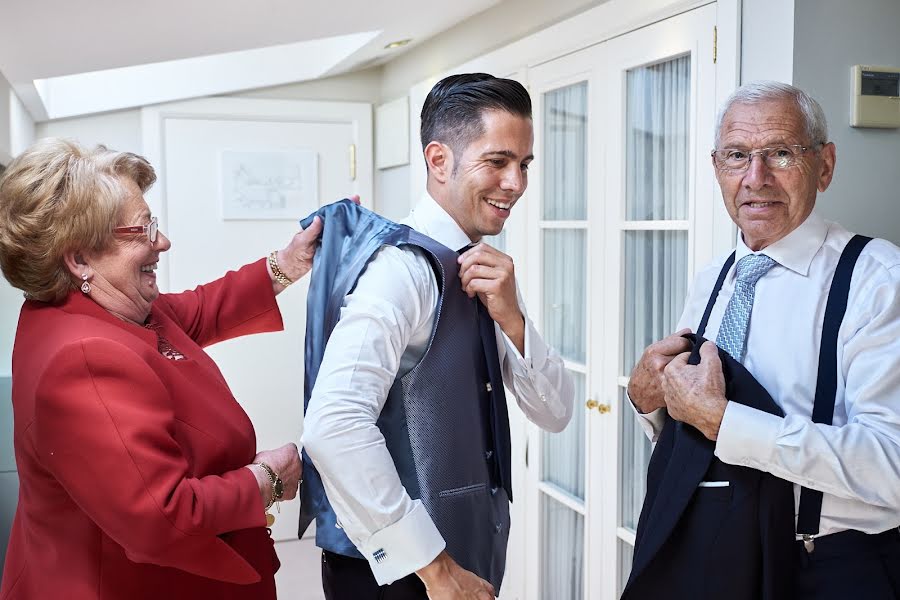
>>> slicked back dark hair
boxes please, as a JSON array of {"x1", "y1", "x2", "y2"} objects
[{"x1": 420, "y1": 73, "x2": 532, "y2": 170}]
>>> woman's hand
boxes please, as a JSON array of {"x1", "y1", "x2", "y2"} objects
[
  {"x1": 248, "y1": 443, "x2": 302, "y2": 507},
  {"x1": 270, "y1": 195, "x2": 361, "y2": 292}
]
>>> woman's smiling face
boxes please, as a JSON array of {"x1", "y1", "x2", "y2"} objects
[{"x1": 85, "y1": 177, "x2": 171, "y2": 323}]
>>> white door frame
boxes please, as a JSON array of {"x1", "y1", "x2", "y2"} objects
[{"x1": 141, "y1": 97, "x2": 373, "y2": 293}]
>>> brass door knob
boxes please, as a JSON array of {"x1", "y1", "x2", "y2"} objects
[{"x1": 586, "y1": 399, "x2": 599, "y2": 410}]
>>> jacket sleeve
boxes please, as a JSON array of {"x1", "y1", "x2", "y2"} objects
[
  {"x1": 33, "y1": 337, "x2": 267, "y2": 584},
  {"x1": 159, "y1": 258, "x2": 283, "y2": 348}
]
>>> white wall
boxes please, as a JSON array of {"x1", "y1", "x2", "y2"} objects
[
  {"x1": 378, "y1": 0, "x2": 609, "y2": 101},
  {"x1": 376, "y1": 0, "x2": 609, "y2": 218},
  {"x1": 0, "y1": 75, "x2": 11, "y2": 165},
  {"x1": 0, "y1": 80, "x2": 33, "y2": 583},
  {"x1": 234, "y1": 67, "x2": 381, "y2": 104},
  {"x1": 793, "y1": 0, "x2": 900, "y2": 245},
  {"x1": 1, "y1": 88, "x2": 35, "y2": 377},
  {"x1": 35, "y1": 108, "x2": 142, "y2": 154},
  {"x1": 740, "y1": 0, "x2": 795, "y2": 85},
  {"x1": 9, "y1": 91, "x2": 35, "y2": 158},
  {"x1": 37, "y1": 69, "x2": 384, "y2": 210}
]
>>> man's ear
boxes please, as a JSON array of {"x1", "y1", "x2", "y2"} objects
[
  {"x1": 817, "y1": 142, "x2": 836, "y2": 193},
  {"x1": 424, "y1": 141, "x2": 453, "y2": 184},
  {"x1": 63, "y1": 251, "x2": 89, "y2": 280}
]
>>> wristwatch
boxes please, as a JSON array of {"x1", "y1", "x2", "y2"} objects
[{"x1": 254, "y1": 462, "x2": 284, "y2": 510}]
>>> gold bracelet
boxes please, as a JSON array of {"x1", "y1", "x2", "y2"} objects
[
  {"x1": 254, "y1": 461, "x2": 284, "y2": 526},
  {"x1": 268, "y1": 251, "x2": 293, "y2": 287}
]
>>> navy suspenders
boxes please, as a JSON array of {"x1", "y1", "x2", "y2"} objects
[
  {"x1": 796, "y1": 234, "x2": 872, "y2": 547},
  {"x1": 696, "y1": 251, "x2": 735, "y2": 339},
  {"x1": 697, "y1": 235, "x2": 872, "y2": 546}
]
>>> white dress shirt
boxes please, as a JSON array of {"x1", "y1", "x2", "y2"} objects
[
  {"x1": 302, "y1": 193, "x2": 574, "y2": 584},
  {"x1": 637, "y1": 211, "x2": 900, "y2": 538}
]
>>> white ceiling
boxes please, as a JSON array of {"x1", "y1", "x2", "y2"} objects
[{"x1": 0, "y1": 0, "x2": 501, "y2": 121}]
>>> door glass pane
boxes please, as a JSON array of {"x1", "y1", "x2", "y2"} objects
[
  {"x1": 618, "y1": 538, "x2": 635, "y2": 597},
  {"x1": 483, "y1": 229, "x2": 506, "y2": 253},
  {"x1": 543, "y1": 82, "x2": 588, "y2": 221},
  {"x1": 625, "y1": 55, "x2": 691, "y2": 221},
  {"x1": 542, "y1": 371, "x2": 585, "y2": 498},
  {"x1": 622, "y1": 230, "x2": 688, "y2": 375},
  {"x1": 543, "y1": 229, "x2": 586, "y2": 363},
  {"x1": 619, "y1": 387, "x2": 652, "y2": 530},
  {"x1": 541, "y1": 494, "x2": 584, "y2": 599}
]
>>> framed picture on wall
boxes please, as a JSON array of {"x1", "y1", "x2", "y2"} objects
[{"x1": 220, "y1": 149, "x2": 318, "y2": 220}]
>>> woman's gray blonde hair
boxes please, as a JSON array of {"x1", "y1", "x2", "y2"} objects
[{"x1": 0, "y1": 138, "x2": 156, "y2": 303}]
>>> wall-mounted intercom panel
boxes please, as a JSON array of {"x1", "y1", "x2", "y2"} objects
[{"x1": 851, "y1": 65, "x2": 900, "y2": 128}]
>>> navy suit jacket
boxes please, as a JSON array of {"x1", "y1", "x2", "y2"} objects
[{"x1": 622, "y1": 335, "x2": 796, "y2": 600}]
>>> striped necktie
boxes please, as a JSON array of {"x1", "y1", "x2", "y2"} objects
[{"x1": 715, "y1": 253, "x2": 776, "y2": 362}]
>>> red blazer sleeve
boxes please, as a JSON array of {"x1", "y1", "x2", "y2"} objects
[
  {"x1": 33, "y1": 337, "x2": 268, "y2": 584},
  {"x1": 160, "y1": 259, "x2": 283, "y2": 348}
]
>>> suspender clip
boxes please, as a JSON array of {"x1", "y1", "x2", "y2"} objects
[{"x1": 802, "y1": 534, "x2": 816, "y2": 553}]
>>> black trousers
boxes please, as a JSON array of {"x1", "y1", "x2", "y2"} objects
[
  {"x1": 321, "y1": 550, "x2": 428, "y2": 600},
  {"x1": 794, "y1": 528, "x2": 900, "y2": 599}
]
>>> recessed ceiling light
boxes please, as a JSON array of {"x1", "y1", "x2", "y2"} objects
[{"x1": 384, "y1": 39, "x2": 412, "y2": 50}]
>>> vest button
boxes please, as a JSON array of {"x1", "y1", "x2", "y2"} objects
[
  {"x1": 491, "y1": 486, "x2": 498, "y2": 496},
  {"x1": 484, "y1": 450, "x2": 494, "y2": 461},
  {"x1": 494, "y1": 522, "x2": 503, "y2": 533}
]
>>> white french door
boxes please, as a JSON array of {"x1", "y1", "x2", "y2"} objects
[
  {"x1": 522, "y1": 5, "x2": 718, "y2": 599},
  {"x1": 524, "y1": 47, "x2": 600, "y2": 600}
]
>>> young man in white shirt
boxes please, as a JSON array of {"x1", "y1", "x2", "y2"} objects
[{"x1": 302, "y1": 73, "x2": 574, "y2": 600}]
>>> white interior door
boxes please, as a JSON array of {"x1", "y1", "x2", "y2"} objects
[
  {"x1": 595, "y1": 5, "x2": 717, "y2": 598},
  {"x1": 141, "y1": 98, "x2": 372, "y2": 541},
  {"x1": 522, "y1": 5, "x2": 718, "y2": 599},
  {"x1": 525, "y1": 44, "x2": 605, "y2": 600}
]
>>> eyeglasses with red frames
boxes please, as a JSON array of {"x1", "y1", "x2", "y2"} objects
[{"x1": 114, "y1": 216, "x2": 158, "y2": 243}]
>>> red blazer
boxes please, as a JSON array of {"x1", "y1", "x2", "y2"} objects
[{"x1": 1, "y1": 259, "x2": 285, "y2": 599}]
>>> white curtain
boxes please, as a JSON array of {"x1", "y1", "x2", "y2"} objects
[
  {"x1": 539, "y1": 81, "x2": 589, "y2": 599},
  {"x1": 620, "y1": 53, "x2": 691, "y2": 535},
  {"x1": 625, "y1": 55, "x2": 691, "y2": 221},
  {"x1": 541, "y1": 495, "x2": 584, "y2": 600},
  {"x1": 542, "y1": 229, "x2": 587, "y2": 364},
  {"x1": 484, "y1": 228, "x2": 506, "y2": 252},
  {"x1": 623, "y1": 231, "x2": 688, "y2": 375},
  {"x1": 542, "y1": 371, "x2": 585, "y2": 498},
  {"x1": 543, "y1": 82, "x2": 587, "y2": 220}
]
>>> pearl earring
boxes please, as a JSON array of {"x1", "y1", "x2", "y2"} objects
[{"x1": 80, "y1": 273, "x2": 91, "y2": 294}]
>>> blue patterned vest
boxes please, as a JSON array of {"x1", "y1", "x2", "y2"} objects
[{"x1": 297, "y1": 200, "x2": 511, "y2": 591}]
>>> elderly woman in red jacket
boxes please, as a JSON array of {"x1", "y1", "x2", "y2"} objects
[{"x1": 0, "y1": 138, "x2": 326, "y2": 599}]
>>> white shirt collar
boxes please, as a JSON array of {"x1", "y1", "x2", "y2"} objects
[
  {"x1": 401, "y1": 192, "x2": 473, "y2": 253},
  {"x1": 735, "y1": 210, "x2": 828, "y2": 276}
]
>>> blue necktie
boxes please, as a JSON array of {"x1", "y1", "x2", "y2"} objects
[
  {"x1": 459, "y1": 244, "x2": 513, "y2": 500},
  {"x1": 715, "y1": 253, "x2": 776, "y2": 362}
]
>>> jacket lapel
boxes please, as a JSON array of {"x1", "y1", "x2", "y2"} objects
[{"x1": 628, "y1": 419, "x2": 714, "y2": 583}]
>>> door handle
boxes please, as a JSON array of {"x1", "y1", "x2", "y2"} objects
[{"x1": 586, "y1": 399, "x2": 611, "y2": 414}]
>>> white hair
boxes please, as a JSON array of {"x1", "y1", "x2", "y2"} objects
[{"x1": 714, "y1": 81, "x2": 829, "y2": 147}]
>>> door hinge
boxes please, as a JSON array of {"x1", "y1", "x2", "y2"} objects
[
  {"x1": 349, "y1": 144, "x2": 357, "y2": 181},
  {"x1": 713, "y1": 26, "x2": 718, "y2": 64},
  {"x1": 525, "y1": 438, "x2": 529, "y2": 468}
]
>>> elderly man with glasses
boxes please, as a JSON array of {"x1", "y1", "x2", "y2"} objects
[{"x1": 623, "y1": 81, "x2": 900, "y2": 600}]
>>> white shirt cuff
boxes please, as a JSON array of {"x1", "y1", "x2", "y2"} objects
[
  {"x1": 714, "y1": 401, "x2": 782, "y2": 468},
  {"x1": 359, "y1": 500, "x2": 446, "y2": 586},
  {"x1": 627, "y1": 392, "x2": 666, "y2": 442},
  {"x1": 502, "y1": 317, "x2": 544, "y2": 375}
]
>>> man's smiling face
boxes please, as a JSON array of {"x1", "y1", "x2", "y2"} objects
[
  {"x1": 715, "y1": 99, "x2": 835, "y2": 250},
  {"x1": 442, "y1": 109, "x2": 534, "y2": 241}
]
